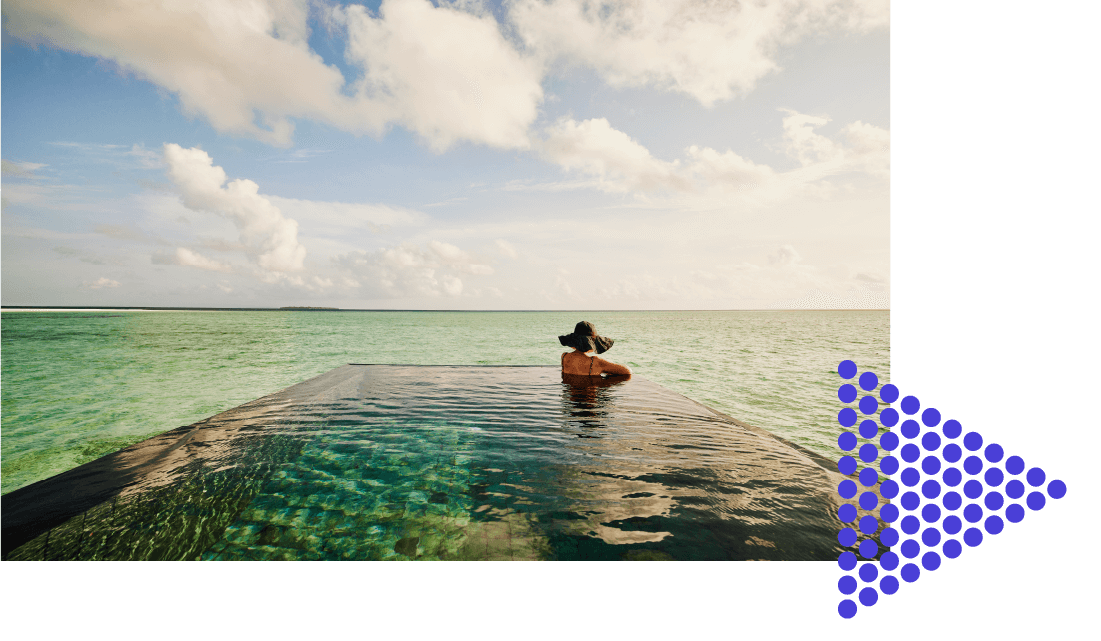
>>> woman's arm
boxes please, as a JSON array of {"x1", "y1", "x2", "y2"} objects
[{"x1": 593, "y1": 356, "x2": 631, "y2": 377}]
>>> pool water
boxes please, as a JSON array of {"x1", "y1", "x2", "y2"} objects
[{"x1": 3, "y1": 365, "x2": 877, "y2": 561}]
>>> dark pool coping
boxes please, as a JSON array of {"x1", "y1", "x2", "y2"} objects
[{"x1": 1, "y1": 364, "x2": 841, "y2": 558}]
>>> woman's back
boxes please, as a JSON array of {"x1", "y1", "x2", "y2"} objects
[{"x1": 561, "y1": 350, "x2": 630, "y2": 377}]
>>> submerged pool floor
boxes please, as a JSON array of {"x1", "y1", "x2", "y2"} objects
[{"x1": 2, "y1": 365, "x2": 873, "y2": 561}]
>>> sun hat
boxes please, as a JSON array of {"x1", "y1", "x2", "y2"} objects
[{"x1": 558, "y1": 321, "x2": 614, "y2": 354}]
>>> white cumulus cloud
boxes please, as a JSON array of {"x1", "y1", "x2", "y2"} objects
[{"x1": 163, "y1": 143, "x2": 307, "y2": 274}]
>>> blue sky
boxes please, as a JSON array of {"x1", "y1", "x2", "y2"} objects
[{"x1": 2, "y1": 0, "x2": 890, "y2": 309}]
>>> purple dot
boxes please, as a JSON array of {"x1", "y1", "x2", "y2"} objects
[
  {"x1": 901, "y1": 539, "x2": 920, "y2": 558},
  {"x1": 963, "y1": 432, "x2": 983, "y2": 451},
  {"x1": 943, "y1": 515, "x2": 962, "y2": 535},
  {"x1": 901, "y1": 491, "x2": 920, "y2": 511},
  {"x1": 880, "y1": 551, "x2": 899, "y2": 571},
  {"x1": 922, "y1": 551, "x2": 941, "y2": 571},
  {"x1": 839, "y1": 575, "x2": 857, "y2": 594},
  {"x1": 921, "y1": 504, "x2": 941, "y2": 523},
  {"x1": 985, "y1": 468, "x2": 1004, "y2": 487},
  {"x1": 859, "y1": 586, "x2": 879, "y2": 607},
  {"x1": 942, "y1": 491, "x2": 962, "y2": 511},
  {"x1": 839, "y1": 504, "x2": 857, "y2": 523},
  {"x1": 963, "y1": 479, "x2": 983, "y2": 499},
  {"x1": 859, "y1": 418, "x2": 878, "y2": 438},
  {"x1": 838, "y1": 384, "x2": 858, "y2": 403},
  {"x1": 922, "y1": 527, "x2": 941, "y2": 547},
  {"x1": 880, "y1": 456, "x2": 899, "y2": 476},
  {"x1": 860, "y1": 396, "x2": 879, "y2": 416},
  {"x1": 922, "y1": 432, "x2": 941, "y2": 452},
  {"x1": 880, "y1": 384, "x2": 899, "y2": 403},
  {"x1": 942, "y1": 419, "x2": 962, "y2": 439},
  {"x1": 900, "y1": 419, "x2": 920, "y2": 439},
  {"x1": 963, "y1": 455, "x2": 983, "y2": 475},
  {"x1": 838, "y1": 360, "x2": 858, "y2": 379},
  {"x1": 859, "y1": 371, "x2": 879, "y2": 392},
  {"x1": 1006, "y1": 504, "x2": 1025, "y2": 523},
  {"x1": 838, "y1": 455, "x2": 857, "y2": 475},
  {"x1": 963, "y1": 527, "x2": 983, "y2": 547},
  {"x1": 838, "y1": 599, "x2": 857, "y2": 619},
  {"x1": 901, "y1": 468, "x2": 919, "y2": 487},
  {"x1": 838, "y1": 527, "x2": 857, "y2": 547},
  {"x1": 879, "y1": 527, "x2": 899, "y2": 547},
  {"x1": 838, "y1": 409, "x2": 858, "y2": 428},
  {"x1": 859, "y1": 491, "x2": 879, "y2": 511},
  {"x1": 901, "y1": 515, "x2": 919, "y2": 535},
  {"x1": 943, "y1": 539, "x2": 962, "y2": 559},
  {"x1": 1048, "y1": 480, "x2": 1066, "y2": 499},
  {"x1": 1027, "y1": 467, "x2": 1046, "y2": 487},
  {"x1": 942, "y1": 467, "x2": 962, "y2": 487},
  {"x1": 839, "y1": 479, "x2": 857, "y2": 498},
  {"x1": 943, "y1": 443, "x2": 962, "y2": 463},
  {"x1": 1027, "y1": 491, "x2": 1046, "y2": 511},
  {"x1": 1005, "y1": 455, "x2": 1025, "y2": 475},
  {"x1": 859, "y1": 444, "x2": 879, "y2": 463},
  {"x1": 985, "y1": 515, "x2": 1004, "y2": 535},
  {"x1": 839, "y1": 551, "x2": 857, "y2": 570},
  {"x1": 984, "y1": 491, "x2": 1004, "y2": 511},
  {"x1": 859, "y1": 515, "x2": 879, "y2": 535},
  {"x1": 880, "y1": 408, "x2": 899, "y2": 427},
  {"x1": 880, "y1": 479, "x2": 899, "y2": 500},
  {"x1": 964, "y1": 504, "x2": 983, "y2": 523},
  {"x1": 921, "y1": 480, "x2": 941, "y2": 500},
  {"x1": 1005, "y1": 479, "x2": 1024, "y2": 499},
  {"x1": 839, "y1": 431, "x2": 857, "y2": 450},
  {"x1": 901, "y1": 563, "x2": 920, "y2": 583},
  {"x1": 859, "y1": 538, "x2": 879, "y2": 559},
  {"x1": 984, "y1": 443, "x2": 1004, "y2": 463},
  {"x1": 922, "y1": 456, "x2": 941, "y2": 475},
  {"x1": 900, "y1": 396, "x2": 920, "y2": 415},
  {"x1": 859, "y1": 467, "x2": 879, "y2": 487},
  {"x1": 880, "y1": 575, "x2": 899, "y2": 595},
  {"x1": 921, "y1": 408, "x2": 941, "y2": 427},
  {"x1": 859, "y1": 563, "x2": 878, "y2": 583},
  {"x1": 880, "y1": 431, "x2": 899, "y2": 451},
  {"x1": 880, "y1": 503, "x2": 899, "y2": 523},
  {"x1": 901, "y1": 444, "x2": 920, "y2": 463}
]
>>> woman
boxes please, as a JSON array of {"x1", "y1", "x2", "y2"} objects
[{"x1": 558, "y1": 321, "x2": 631, "y2": 377}]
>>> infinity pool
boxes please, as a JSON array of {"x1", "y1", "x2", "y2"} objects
[{"x1": 3, "y1": 365, "x2": 866, "y2": 561}]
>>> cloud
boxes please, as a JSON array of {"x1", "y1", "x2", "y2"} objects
[
  {"x1": 163, "y1": 143, "x2": 306, "y2": 273},
  {"x1": 3, "y1": 0, "x2": 542, "y2": 150},
  {"x1": 510, "y1": 0, "x2": 888, "y2": 106},
  {"x1": 152, "y1": 247, "x2": 234, "y2": 273},
  {"x1": 1, "y1": 159, "x2": 47, "y2": 177},
  {"x1": 495, "y1": 238, "x2": 518, "y2": 259},
  {"x1": 540, "y1": 117, "x2": 689, "y2": 192},
  {"x1": 538, "y1": 112, "x2": 888, "y2": 203},
  {"x1": 331, "y1": 239, "x2": 492, "y2": 298},
  {"x1": 81, "y1": 276, "x2": 120, "y2": 289}
]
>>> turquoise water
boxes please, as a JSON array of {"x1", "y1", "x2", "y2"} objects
[
  {"x1": 5, "y1": 366, "x2": 866, "y2": 561},
  {"x1": 1, "y1": 310, "x2": 888, "y2": 495}
]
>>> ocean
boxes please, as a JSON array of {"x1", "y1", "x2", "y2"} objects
[{"x1": 0, "y1": 309, "x2": 888, "y2": 495}]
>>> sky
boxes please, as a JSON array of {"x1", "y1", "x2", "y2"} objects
[{"x1": 1, "y1": 0, "x2": 890, "y2": 309}]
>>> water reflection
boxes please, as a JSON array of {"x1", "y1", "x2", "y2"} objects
[
  {"x1": 559, "y1": 372, "x2": 628, "y2": 434},
  {"x1": 4, "y1": 365, "x2": 865, "y2": 561}
]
